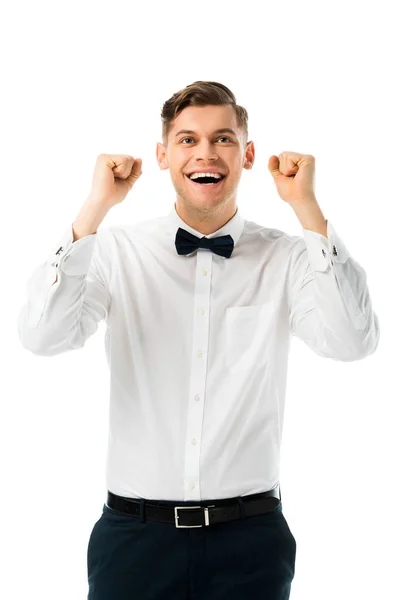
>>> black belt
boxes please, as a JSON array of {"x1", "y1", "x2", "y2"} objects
[{"x1": 106, "y1": 484, "x2": 281, "y2": 528}]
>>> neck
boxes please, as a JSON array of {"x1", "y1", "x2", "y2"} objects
[{"x1": 175, "y1": 201, "x2": 238, "y2": 235}]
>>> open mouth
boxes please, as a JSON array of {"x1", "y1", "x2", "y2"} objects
[{"x1": 185, "y1": 174, "x2": 226, "y2": 189}]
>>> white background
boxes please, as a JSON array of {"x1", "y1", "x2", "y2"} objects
[{"x1": 2, "y1": 0, "x2": 398, "y2": 598}]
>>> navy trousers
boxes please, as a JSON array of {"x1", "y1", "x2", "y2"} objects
[{"x1": 87, "y1": 495, "x2": 296, "y2": 599}]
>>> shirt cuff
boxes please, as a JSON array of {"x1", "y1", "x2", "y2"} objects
[
  {"x1": 47, "y1": 223, "x2": 97, "y2": 276},
  {"x1": 302, "y1": 220, "x2": 351, "y2": 272}
]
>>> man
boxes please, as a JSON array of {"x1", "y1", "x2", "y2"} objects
[{"x1": 17, "y1": 80, "x2": 380, "y2": 600}]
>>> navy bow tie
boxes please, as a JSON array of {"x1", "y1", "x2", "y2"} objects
[{"x1": 175, "y1": 227, "x2": 234, "y2": 258}]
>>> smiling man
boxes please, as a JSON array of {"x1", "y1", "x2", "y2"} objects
[
  {"x1": 18, "y1": 80, "x2": 380, "y2": 600},
  {"x1": 156, "y1": 102, "x2": 255, "y2": 234}
]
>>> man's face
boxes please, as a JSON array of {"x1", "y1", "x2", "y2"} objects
[{"x1": 156, "y1": 104, "x2": 254, "y2": 214}]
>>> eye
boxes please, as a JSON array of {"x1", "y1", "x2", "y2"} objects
[{"x1": 180, "y1": 136, "x2": 232, "y2": 144}]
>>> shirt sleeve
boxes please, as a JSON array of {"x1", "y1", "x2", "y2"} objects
[
  {"x1": 288, "y1": 220, "x2": 380, "y2": 361},
  {"x1": 17, "y1": 223, "x2": 111, "y2": 356}
]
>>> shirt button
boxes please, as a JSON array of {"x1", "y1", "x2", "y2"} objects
[
  {"x1": 202, "y1": 268, "x2": 207, "y2": 276},
  {"x1": 191, "y1": 439, "x2": 197, "y2": 445},
  {"x1": 198, "y1": 307, "x2": 205, "y2": 315},
  {"x1": 197, "y1": 350, "x2": 203, "y2": 358},
  {"x1": 190, "y1": 482, "x2": 195, "y2": 490},
  {"x1": 194, "y1": 395, "x2": 200, "y2": 402}
]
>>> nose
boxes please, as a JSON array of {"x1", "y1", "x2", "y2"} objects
[{"x1": 195, "y1": 140, "x2": 218, "y2": 162}]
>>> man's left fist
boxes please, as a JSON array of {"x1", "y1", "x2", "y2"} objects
[{"x1": 268, "y1": 152, "x2": 316, "y2": 206}]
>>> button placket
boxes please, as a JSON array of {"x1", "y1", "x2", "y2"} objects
[{"x1": 184, "y1": 249, "x2": 212, "y2": 499}]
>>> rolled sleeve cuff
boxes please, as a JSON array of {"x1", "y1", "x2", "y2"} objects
[
  {"x1": 47, "y1": 224, "x2": 97, "y2": 276},
  {"x1": 302, "y1": 220, "x2": 351, "y2": 272}
]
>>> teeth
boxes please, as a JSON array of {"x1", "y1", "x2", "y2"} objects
[{"x1": 189, "y1": 172, "x2": 223, "y2": 180}]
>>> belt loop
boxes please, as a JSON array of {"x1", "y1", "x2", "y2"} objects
[
  {"x1": 237, "y1": 497, "x2": 245, "y2": 519},
  {"x1": 139, "y1": 498, "x2": 146, "y2": 523}
]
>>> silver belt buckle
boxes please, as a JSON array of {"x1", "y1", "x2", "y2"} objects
[{"x1": 174, "y1": 505, "x2": 215, "y2": 528}]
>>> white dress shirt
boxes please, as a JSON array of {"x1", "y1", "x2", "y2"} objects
[{"x1": 17, "y1": 203, "x2": 380, "y2": 502}]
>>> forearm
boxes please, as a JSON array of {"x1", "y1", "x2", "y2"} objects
[
  {"x1": 72, "y1": 195, "x2": 111, "y2": 241},
  {"x1": 291, "y1": 197, "x2": 328, "y2": 238}
]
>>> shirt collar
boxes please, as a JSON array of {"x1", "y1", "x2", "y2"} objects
[{"x1": 165, "y1": 202, "x2": 245, "y2": 248}]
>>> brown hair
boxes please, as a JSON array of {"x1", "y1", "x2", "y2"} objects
[{"x1": 161, "y1": 81, "x2": 249, "y2": 147}]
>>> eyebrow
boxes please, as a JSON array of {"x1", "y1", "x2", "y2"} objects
[{"x1": 174, "y1": 128, "x2": 237, "y2": 138}]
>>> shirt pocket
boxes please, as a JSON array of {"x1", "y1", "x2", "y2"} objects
[{"x1": 224, "y1": 301, "x2": 277, "y2": 373}]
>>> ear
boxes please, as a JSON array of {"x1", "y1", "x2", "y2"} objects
[
  {"x1": 156, "y1": 142, "x2": 169, "y2": 171},
  {"x1": 244, "y1": 140, "x2": 255, "y2": 170}
]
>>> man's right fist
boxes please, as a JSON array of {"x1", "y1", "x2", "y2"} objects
[{"x1": 90, "y1": 153, "x2": 143, "y2": 209}]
